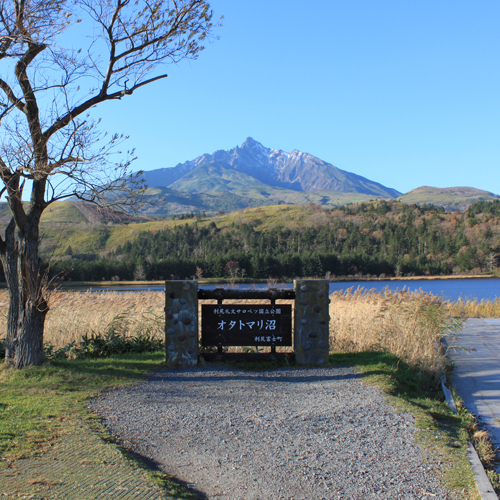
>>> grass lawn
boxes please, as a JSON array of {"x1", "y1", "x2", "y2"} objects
[{"x1": 0, "y1": 352, "x2": 197, "y2": 499}]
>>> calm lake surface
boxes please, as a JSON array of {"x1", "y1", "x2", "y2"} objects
[{"x1": 75, "y1": 278, "x2": 500, "y2": 302}]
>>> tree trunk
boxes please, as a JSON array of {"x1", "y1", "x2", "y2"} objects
[
  {"x1": 13, "y1": 220, "x2": 48, "y2": 369},
  {"x1": 0, "y1": 219, "x2": 19, "y2": 364},
  {"x1": 14, "y1": 298, "x2": 47, "y2": 368}
]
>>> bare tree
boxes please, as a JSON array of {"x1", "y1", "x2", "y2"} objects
[{"x1": 0, "y1": 0, "x2": 219, "y2": 367}]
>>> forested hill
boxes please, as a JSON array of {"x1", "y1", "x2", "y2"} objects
[{"x1": 38, "y1": 199, "x2": 500, "y2": 282}]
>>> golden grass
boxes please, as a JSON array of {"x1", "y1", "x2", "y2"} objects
[
  {"x1": 0, "y1": 290, "x2": 165, "y2": 349},
  {"x1": 0, "y1": 290, "x2": 8, "y2": 339},
  {"x1": 1, "y1": 286, "x2": 491, "y2": 372},
  {"x1": 445, "y1": 298, "x2": 500, "y2": 318},
  {"x1": 329, "y1": 287, "x2": 461, "y2": 375},
  {"x1": 0, "y1": 290, "x2": 293, "y2": 353}
]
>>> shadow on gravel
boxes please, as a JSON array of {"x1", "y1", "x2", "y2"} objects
[
  {"x1": 124, "y1": 448, "x2": 209, "y2": 500},
  {"x1": 149, "y1": 371, "x2": 362, "y2": 383}
]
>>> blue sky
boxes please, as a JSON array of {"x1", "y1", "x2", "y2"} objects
[{"x1": 95, "y1": 0, "x2": 500, "y2": 195}]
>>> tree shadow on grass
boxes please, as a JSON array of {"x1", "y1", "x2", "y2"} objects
[{"x1": 52, "y1": 351, "x2": 166, "y2": 387}]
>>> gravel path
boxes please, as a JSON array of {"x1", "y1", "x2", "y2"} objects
[{"x1": 89, "y1": 365, "x2": 456, "y2": 500}]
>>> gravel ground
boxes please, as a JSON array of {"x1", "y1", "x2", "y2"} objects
[{"x1": 89, "y1": 365, "x2": 456, "y2": 500}]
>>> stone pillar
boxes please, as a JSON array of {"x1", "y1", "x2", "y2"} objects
[
  {"x1": 165, "y1": 280, "x2": 198, "y2": 368},
  {"x1": 294, "y1": 279, "x2": 330, "y2": 365}
]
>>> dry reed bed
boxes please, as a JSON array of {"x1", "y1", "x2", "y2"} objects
[
  {"x1": 328, "y1": 287, "x2": 462, "y2": 375},
  {"x1": 0, "y1": 290, "x2": 165, "y2": 349},
  {"x1": 445, "y1": 297, "x2": 500, "y2": 318},
  {"x1": 1, "y1": 287, "x2": 499, "y2": 372},
  {"x1": 0, "y1": 291, "x2": 293, "y2": 353}
]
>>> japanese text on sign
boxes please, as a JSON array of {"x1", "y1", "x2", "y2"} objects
[
  {"x1": 217, "y1": 319, "x2": 276, "y2": 331},
  {"x1": 201, "y1": 304, "x2": 292, "y2": 347},
  {"x1": 212, "y1": 308, "x2": 282, "y2": 315}
]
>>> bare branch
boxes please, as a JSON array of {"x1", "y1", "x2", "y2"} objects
[
  {"x1": 0, "y1": 0, "x2": 218, "y2": 235},
  {"x1": 0, "y1": 78, "x2": 24, "y2": 112}
]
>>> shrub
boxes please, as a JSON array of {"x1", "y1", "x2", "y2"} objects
[
  {"x1": 44, "y1": 329, "x2": 163, "y2": 360},
  {"x1": 44, "y1": 309, "x2": 164, "y2": 359}
]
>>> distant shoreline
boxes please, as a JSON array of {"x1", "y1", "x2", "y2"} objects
[
  {"x1": 346, "y1": 274, "x2": 498, "y2": 282},
  {"x1": 1, "y1": 274, "x2": 496, "y2": 289}
]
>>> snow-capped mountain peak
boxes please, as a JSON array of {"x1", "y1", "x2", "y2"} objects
[{"x1": 141, "y1": 137, "x2": 401, "y2": 197}]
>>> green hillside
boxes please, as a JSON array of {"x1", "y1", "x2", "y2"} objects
[
  {"x1": 141, "y1": 186, "x2": 260, "y2": 215},
  {"x1": 141, "y1": 186, "x2": 384, "y2": 216},
  {"x1": 398, "y1": 186, "x2": 499, "y2": 211},
  {"x1": 40, "y1": 199, "x2": 500, "y2": 281},
  {"x1": 4, "y1": 196, "x2": 500, "y2": 282},
  {"x1": 36, "y1": 202, "x2": 387, "y2": 257},
  {"x1": 0, "y1": 201, "x2": 88, "y2": 227},
  {"x1": 170, "y1": 162, "x2": 273, "y2": 193},
  {"x1": 42, "y1": 202, "x2": 88, "y2": 224}
]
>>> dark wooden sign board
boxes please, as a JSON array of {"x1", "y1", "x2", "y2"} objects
[{"x1": 201, "y1": 304, "x2": 292, "y2": 347}]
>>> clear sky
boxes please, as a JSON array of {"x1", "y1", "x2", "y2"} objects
[{"x1": 95, "y1": 0, "x2": 500, "y2": 196}]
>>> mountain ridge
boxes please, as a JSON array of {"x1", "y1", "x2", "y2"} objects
[{"x1": 141, "y1": 137, "x2": 402, "y2": 198}]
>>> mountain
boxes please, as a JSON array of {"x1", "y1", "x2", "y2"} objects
[
  {"x1": 139, "y1": 185, "x2": 385, "y2": 217},
  {"x1": 141, "y1": 137, "x2": 402, "y2": 198},
  {"x1": 139, "y1": 186, "x2": 262, "y2": 216},
  {"x1": 137, "y1": 139, "x2": 499, "y2": 215},
  {"x1": 398, "y1": 186, "x2": 500, "y2": 212},
  {"x1": 169, "y1": 162, "x2": 275, "y2": 193}
]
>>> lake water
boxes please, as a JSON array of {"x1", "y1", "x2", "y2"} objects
[{"x1": 76, "y1": 278, "x2": 500, "y2": 302}]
